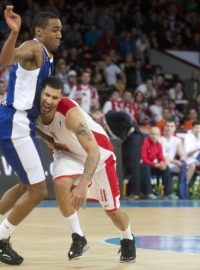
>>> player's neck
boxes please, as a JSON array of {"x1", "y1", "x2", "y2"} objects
[{"x1": 40, "y1": 110, "x2": 56, "y2": 125}]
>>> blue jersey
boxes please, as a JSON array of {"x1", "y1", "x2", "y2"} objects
[{"x1": 5, "y1": 45, "x2": 53, "y2": 120}]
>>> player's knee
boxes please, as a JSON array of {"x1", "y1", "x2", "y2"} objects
[
  {"x1": 53, "y1": 178, "x2": 71, "y2": 192},
  {"x1": 105, "y1": 208, "x2": 119, "y2": 218},
  {"x1": 29, "y1": 181, "x2": 48, "y2": 202}
]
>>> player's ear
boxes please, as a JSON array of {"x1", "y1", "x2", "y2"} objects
[{"x1": 35, "y1": 27, "x2": 42, "y2": 39}]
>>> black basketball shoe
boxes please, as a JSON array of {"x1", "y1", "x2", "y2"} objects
[
  {"x1": 68, "y1": 233, "x2": 89, "y2": 260},
  {"x1": 118, "y1": 235, "x2": 136, "y2": 263},
  {"x1": 0, "y1": 237, "x2": 23, "y2": 265}
]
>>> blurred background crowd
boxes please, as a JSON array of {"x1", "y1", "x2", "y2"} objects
[{"x1": 0, "y1": 0, "x2": 200, "y2": 200}]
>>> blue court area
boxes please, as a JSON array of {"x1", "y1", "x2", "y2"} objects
[
  {"x1": 38, "y1": 199, "x2": 200, "y2": 208},
  {"x1": 105, "y1": 236, "x2": 200, "y2": 254}
]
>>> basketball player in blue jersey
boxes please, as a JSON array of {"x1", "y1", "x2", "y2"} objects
[{"x1": 0, "y1": 6, "x2": 62, "y2": 265}]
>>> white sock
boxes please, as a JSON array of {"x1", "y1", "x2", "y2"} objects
[
  {"x1": 66, "y1": 212, "x2": 84, "y2": 236},
  {"x1": 0, "y1": 218, "x2": 16, "y2": 240},
  {"x1": 120, "y1": 223, "x2": 133, "y2": 240}
]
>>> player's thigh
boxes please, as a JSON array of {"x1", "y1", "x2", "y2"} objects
[
  {"x1": 91, "y1": 159, "x2": 121, "y2": 211},
  {"x1": 0, "y1": 136, "x2": 45, "y2": 185}
]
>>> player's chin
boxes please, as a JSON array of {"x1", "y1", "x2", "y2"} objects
[{"x1": 51, "y1": 44, "x2": 60, "y2": 52}]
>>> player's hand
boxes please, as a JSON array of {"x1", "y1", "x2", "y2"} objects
[
  {"x1": 70, "y1": 183, "x2": 88, "y2": 211},
  {"x1": 4, "y1": 6, "x2": 21, "y2": 33}
]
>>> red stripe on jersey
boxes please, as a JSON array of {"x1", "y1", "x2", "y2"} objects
[
  {"x1": 104, "y1": 155, "x2": 120, "y2": 210},
  {"x1": 57, "y1": 97, "x2": 77, "y2": 116},
  {"x1": 92, "y1": 131, "x2": 114, "y2": 152}
]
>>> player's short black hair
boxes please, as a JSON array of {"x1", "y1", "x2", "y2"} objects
[
  {"x1": 42, "y1": 76, "x2": 63, "y2": 94},
  {"x1": 32, "y1": 11, "x2": 59, "y2": 29}
]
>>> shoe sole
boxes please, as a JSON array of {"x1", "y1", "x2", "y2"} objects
[
  {"x1": 68, "y1": 245, "x2": 90, "y2": 261},
  {"x1": 120, "y1": 258, "x2": 136, "y2": 263}
]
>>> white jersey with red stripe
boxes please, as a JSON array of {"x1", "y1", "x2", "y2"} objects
[{"x1": 36, "y1": 97, "x2": 115, "y2": 170}]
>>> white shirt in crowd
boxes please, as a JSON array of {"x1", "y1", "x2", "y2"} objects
[{"x1": 104, "y1": 64, "x2": 121, "y2": 86}]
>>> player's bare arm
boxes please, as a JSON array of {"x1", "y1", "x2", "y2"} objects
[
  {"x1": 66, "y1": 108, "x2": 100, "y2": 210},
  {"x1": 0, "y1": 6, "x2": 43, "y2": 68},
  {"x1": 66, "y1": 108, "x2": 100, "y2": 183},
  {"x1": 0, "y1": 6, "x2": 21, "y2": 65}
]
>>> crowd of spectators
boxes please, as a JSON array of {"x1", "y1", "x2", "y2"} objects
[{"x1": 1, "y1": 0, "x2": 200, "y2": 200}]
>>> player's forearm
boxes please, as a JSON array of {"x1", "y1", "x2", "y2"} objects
[
  {"x1": 0, "y1": 31, "x2": 19, "y2": 65},
  {"x1": 81, "y1": 150, "x2": 100, "y2": 183}
]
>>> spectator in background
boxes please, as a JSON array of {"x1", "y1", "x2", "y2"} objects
[
  {"x1": 156, "y1": 108, "x2": 172, "y2": 133},
  {"x1": 168, "y1": 81, "x2": 184, "y2": 101},
  {"x1": 160, "y1": 120, "x2": 185, "y2": 173},
  {"x1": 183, "y1": 121, "x2": 200, "y2": 185},
  {"x1": 135, "y1": 33, "x2": 150, "y2": 63},
  {"x1": 149, "y1": 97, "x2": 163, "y2": 124},
  {"x1": 121, "y1": 53, "x2": 135, "y2": 93},
  {"x1": 118, "y1": 31, "x2": 136, "y2": 57},
  {"x1": 104, "y1": 55, "x2": 125, "y2": 87},
  {"x1": 69, "y1": 70, "x2": 99, "y2": 114},
  {"x1": 154, "y1": 74, "x2": 166, "y2": 98},
  {"x1": 184, "y1": 69, "x2": 200, "y2": 100},
  {"x1": 141, "y1": 127, "x2": 174, "y2": 200},
  {"x1": 131, "y1": 58, "x2": 147, "y2": 90},
  {"x1": 55, "y1": 62, "x2": 69, "y2": 96},
  {"x1": 183, "y1": 108, "x2": 199, "y2": 131},
  {"x1": 122, "y1": 91, "x2": 137, "y2": 122},
  {"x1": 96, "y1": 27, "x2": 118, "y2": 57},
  {"x1": 0, "y1": 80, "x2": 7, "y2": 103},
  {"x1": 64, "y1": 70, "x2": 77, "y2": 97},
  {"x1": 136, "y1": 77, "x2": 156, "y2": 102},
  {"x1": 102, "y1": 89, "x2": 122, "y2": 114},
  {"x1": 84, "y1": 24, "x2": 101, "y2": 48}
]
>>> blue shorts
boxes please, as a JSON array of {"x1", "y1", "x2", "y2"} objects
[{"x1": 0, "y1": 106, "x2": 45, "y2": 185}]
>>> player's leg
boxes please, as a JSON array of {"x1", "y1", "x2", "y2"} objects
[
  {"x1": 52, "y1": 153, "x2": 89, "y2": 260},
  {"x1": 0, "y1": 183, "x2": 27, "y2": 215},
  {"x1": 93, "y1": 155, "x2": 136, "y2": 263},
  {"x1": 0, "y1": 135, "x2": 47, "y2": 265}
]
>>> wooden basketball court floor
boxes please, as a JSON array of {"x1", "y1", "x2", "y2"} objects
[{"x1": 0, "y1": 200, "x2": 200, "y2": 270}]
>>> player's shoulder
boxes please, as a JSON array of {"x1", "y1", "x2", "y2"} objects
[
  {"x1": 57, "y1": 97, "x2": 77, "y2": 116},
  {"x1": 19, "y1": 40, "x2": 42, "y2": 49}
]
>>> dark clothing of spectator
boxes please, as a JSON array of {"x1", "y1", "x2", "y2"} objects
[{"x1": 105, "y1": 111, "x2": 143, "y2": 196}]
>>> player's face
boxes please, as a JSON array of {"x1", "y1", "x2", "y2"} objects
[
  {"x1": 40, "y1": 19, "x2": 62, "y2": 52},
  {"x1": 40, "y1": 86, "x2": 62, "y2": 114}
]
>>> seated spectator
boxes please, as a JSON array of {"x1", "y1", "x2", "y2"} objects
[
  {"x1": 160, "y1": 120, "x2": 187, "y2": 198},
  {"x1": 64, "y1": 70, "x2": 77, "y2": 97},
  {"x1": 55, "y1": 62, "x2": 69, "y2": 96},
  {"x1": 136, "y1": 77, "x2": 156, "y2": 102},
  {"x1": 133, "y1": 91, "x2": 151, "y2": 127},
  {"x1": 183, "y1": 121, "x2": 200, "y2": 185},
  {"x1": 141, "y1": 127, "x2": 175, "y2": 200},
  {"x1": 96, "y1": 27, "x2": 118, "y2": 57},
  {"x1": 69, "y1": 70, "x2": 99, "y2": 114},
  {"x1": 84, "y1": 24, "x2": 101, "y2": 48},
  {"x1": 184, "y1": 69, "x2": 200, "y2": 100},
  {"x1": 155, "y1": 108, "x2": 172, "y2": 133},
  {"x1": 168, "y1": 81, "x2": 184, "y2": 101},
  {"x1": 149, "y1": 97, "x2": 163, "y2": 124},
  {"x1": 102, "y1": 89, "x2": 122, "y2": 114},
  {"x1": 183, "y1": 108, "x2": 198, "y2": 131},
  {"x1": 104, "y1": 55, "x2": 125, "y2": 87},
  {"x1": 122, "y1": 91, "x2": 137, "y2": 122}
]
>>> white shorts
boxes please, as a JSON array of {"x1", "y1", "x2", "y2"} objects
[{"x1": 53, "y1": 152, "x2": 120, "y2": 211}]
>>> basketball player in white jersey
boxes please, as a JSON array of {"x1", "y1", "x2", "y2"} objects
[
  {"x1": 36, "y1": 76, "x2": 136, "y2": 263},
  {"x1": 0, "y1": 6, "x2": 61, "y2": 265}
]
